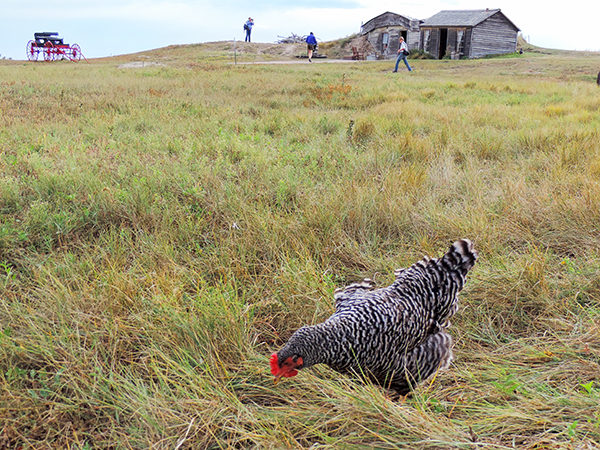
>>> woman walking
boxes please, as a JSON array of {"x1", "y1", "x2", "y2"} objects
[{"x1": 393, "y1": 36, "x2": 412, "y2": 72}]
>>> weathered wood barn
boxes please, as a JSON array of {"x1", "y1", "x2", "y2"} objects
[
  {"x1": 360, "y1": 12, "x2": 422, "y2": 59},
  {"x1": 419, "y1": 9, "x2": 520, "y2": 59}
]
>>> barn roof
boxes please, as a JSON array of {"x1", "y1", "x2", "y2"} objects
[
  {"x1": 421, "y1": 9, "x2": 519, "y2": 30},
  {"x1": 361, "y1": 11, "x2": 420, "y2": 34},
  {"x1": 363, "y1": 11, "x2": 415, "y2": 26}
]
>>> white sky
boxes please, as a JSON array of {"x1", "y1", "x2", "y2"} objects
[{"x1": 1, "y1": 0, "x2": 599, "y2": 60}]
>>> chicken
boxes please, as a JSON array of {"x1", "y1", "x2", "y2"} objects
[{"x1": 270, "y1": 239, "x2": 477, "y2": 396}]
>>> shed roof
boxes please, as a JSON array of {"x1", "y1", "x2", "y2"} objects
[
  {"x1": 421, "y1": 9, "x2": 519, "y2": 30},
  {"x1": 363, "y1": 11, "x2": 415, "y2": 26},
  {"x1": 361, "y1": 11, "x2": 422, "y2": 35}
]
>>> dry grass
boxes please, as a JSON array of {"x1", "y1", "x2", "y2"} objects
[{"x1": 0, "y1": 43, "x2": 600, "y2": 449}]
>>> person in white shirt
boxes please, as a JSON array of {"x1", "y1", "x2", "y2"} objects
[{"x1": 393, "y1": 36, "x2": 412, "y2": 72}]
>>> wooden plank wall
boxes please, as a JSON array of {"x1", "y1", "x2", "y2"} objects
[
  {"x1": 368, "y1": 27, "x2": 404, "y2": 58},
  {"x1": 363, "y1": 13, "x2": 421, "y2": 59},
  {"x1": 470, "y1": 15, "x2": 518, "y2": 58},
  {"x1": 366, "y1": 27, "x2": 420, "y2": 59},
  {"x1": 406, "y1": 30, "x2": 420, "y2": 53},
  {"x1": 420, "y1": 28, "x2": 441, "y2": 58},
  {"x1": 447, "y1": 29, "x2": 458, "y2": 57},
  {"x1": 421, "y1": 29, "x2": 431, "y2": 54},
  {"x1": 463, "y1": 28, "x2": 473, "y2": 58}
]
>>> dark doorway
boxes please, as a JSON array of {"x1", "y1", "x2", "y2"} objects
[{"x1": 438, "y1": 28, "x2": 448, "y2": 59}]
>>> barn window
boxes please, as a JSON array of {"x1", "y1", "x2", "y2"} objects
[
  {"x1": 382, "y1": 32, "x2": 389, "y2": 54},
  {"x1": 423, "y1": 30, "x2": 430, "y2": 53}
]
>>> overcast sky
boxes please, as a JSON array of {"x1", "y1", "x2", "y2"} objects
[{"x1": 2, "y1": 0, "x2": 599, "y2": 60}]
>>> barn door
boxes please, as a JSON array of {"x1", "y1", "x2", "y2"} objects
[
  {"x1": 438, "y1": 28, "x2": 448, "y2": 59},
  {"x1": 457, "y1": 29, "x2": 465, "y2": 58}
]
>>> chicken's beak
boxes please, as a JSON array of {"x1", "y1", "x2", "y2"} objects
[{"x1": 271, "y1": 356, "x2": 302, "y2": 385}]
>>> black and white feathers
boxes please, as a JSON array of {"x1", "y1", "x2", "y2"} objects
[{"x1": 271, "y1": 239, "x2": 478, "y2": 395}]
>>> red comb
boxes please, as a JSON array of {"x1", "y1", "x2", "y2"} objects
[{"x1": 270, "y1": 353, "x2": 279, "y2": 375}]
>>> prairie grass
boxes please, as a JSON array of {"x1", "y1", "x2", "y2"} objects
[{"x1": 1, "y1": 45, "x2": 600, "y2": 448}]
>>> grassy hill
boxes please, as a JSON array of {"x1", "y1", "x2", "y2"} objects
[{"x1": 1, "y1": 42, "x2": 600, "y2": 449}]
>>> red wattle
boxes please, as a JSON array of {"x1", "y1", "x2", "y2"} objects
[{"x1": 270, "y1": 353, "x2": 279, "y2": 375}]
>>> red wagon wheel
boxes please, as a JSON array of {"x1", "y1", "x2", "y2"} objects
[
  {"x1": 26, "y1": 40, "x2": 39, "y2": 61},
  {"x1": 43, "y1": 41, "x2": 55, "y2": 62},
  {"x1": 69, "y1": 43, "x2": 82, "y2": 62}
]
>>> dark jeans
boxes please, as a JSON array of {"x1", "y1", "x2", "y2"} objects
[{"x1": 245, "y1": 30, "x2": 251, "y2": 42}]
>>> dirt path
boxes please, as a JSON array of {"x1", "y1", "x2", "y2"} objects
[{"x1": 234, "y1": 59, "x2": 372, "y2": 65}]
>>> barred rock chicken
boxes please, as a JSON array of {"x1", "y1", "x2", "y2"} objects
[{"x1": 270, "y1": 239, "x2": 477, "y2": 396}]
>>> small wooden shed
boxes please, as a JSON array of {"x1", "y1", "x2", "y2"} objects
[
  {"x1": 360, "y1": 12, "x2": 422, "y2": 59},
  {"x1": 419, "y1": 9, "x2": 520, "y2": 59}
]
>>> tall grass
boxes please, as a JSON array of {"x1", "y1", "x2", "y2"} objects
[{"x1": 1, "y1": 48, "x2": 600, "y2": 448}]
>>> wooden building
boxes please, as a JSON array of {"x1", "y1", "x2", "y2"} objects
[
  {"x1": 360, "y1": 12, "x2": 422, "y2": 59},
  {"x1": 419, "y1": 9, "x2": 519, "y2": 59}
]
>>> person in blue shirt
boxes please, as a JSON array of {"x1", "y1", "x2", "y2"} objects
[
  {"x1": 244, "y1": 18, "x2": 254, "y2": 42},
  {"x1": 306, "y1": 32, "x2": 317, "y2": 62}
]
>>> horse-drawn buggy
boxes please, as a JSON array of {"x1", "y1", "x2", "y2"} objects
[{"x1": 26, "y1": 32, "x2": 83, "y2": 62}]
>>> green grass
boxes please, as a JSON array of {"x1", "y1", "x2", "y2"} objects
[{"x1": 1, "y1": 44, "x2": 600, "y2": 449}]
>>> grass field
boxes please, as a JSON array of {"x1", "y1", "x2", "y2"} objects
[{"x1": 1, "y1": 41, "x2": 600, "y2": 449}]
